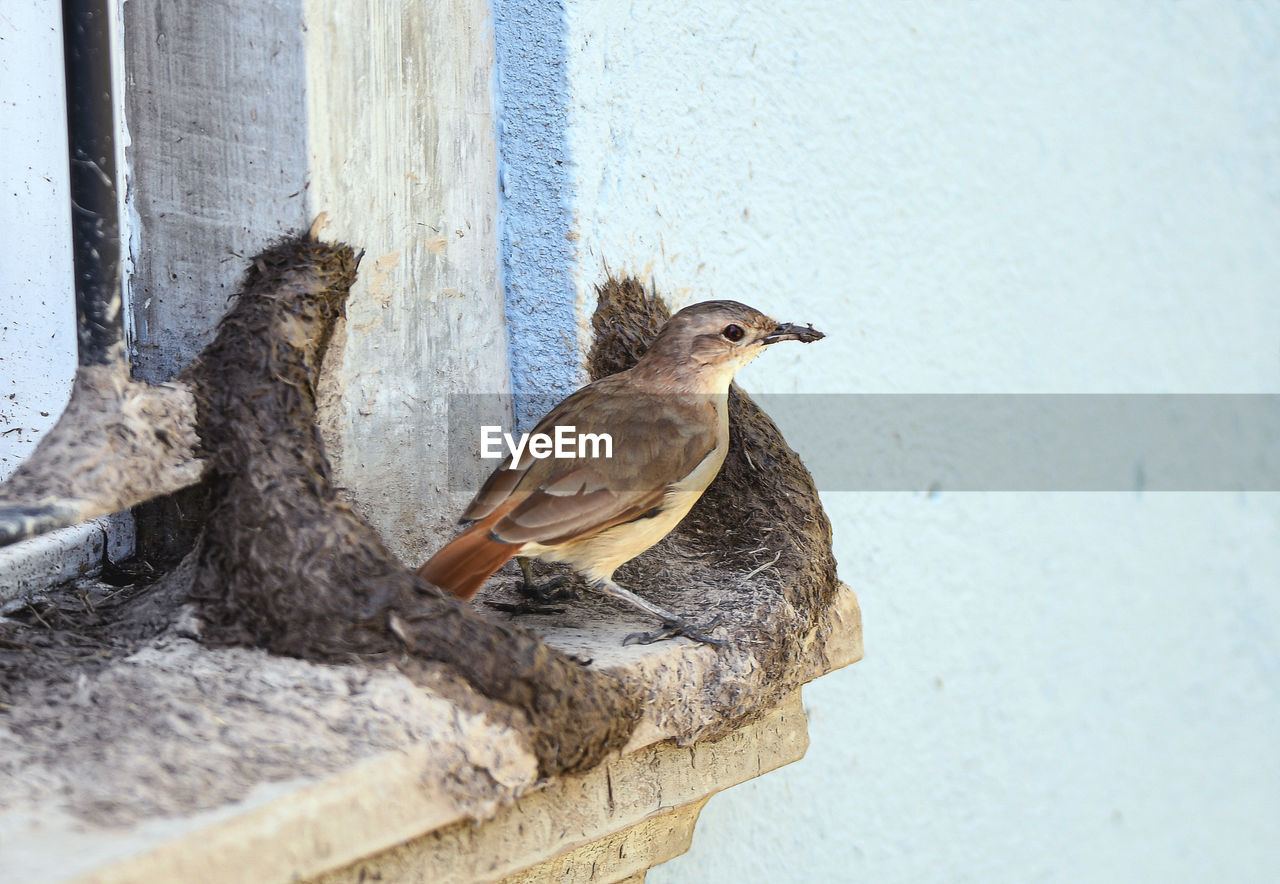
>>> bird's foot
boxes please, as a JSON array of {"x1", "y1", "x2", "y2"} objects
[
  {"x1": 623, "y1": 614, "x2": 729, "y2": 648},
  {"x1": 517, "y1": 574, "x2": 576, "y2": 605},
  {"x1": 487, "y1": 574, "x2": 576, "y2": 616}
]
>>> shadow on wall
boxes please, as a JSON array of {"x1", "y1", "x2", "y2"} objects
[{"x1": 493, "y1": 0, "x2": 581, "y2": 431}]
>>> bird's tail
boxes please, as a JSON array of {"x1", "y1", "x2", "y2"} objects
[{"x1": 416, "y1": 514, "x2": 519, "y2": 601}]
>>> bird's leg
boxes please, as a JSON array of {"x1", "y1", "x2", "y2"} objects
[
  {"x1": 488, "y1": 557, "x2": 575, "y2": 616},
  {"x1": 593, "y1": 579, "x2": 729, "y2": 648},
  {"x1": 516, "y1": 556, "x2": 575, "y2": 603}
]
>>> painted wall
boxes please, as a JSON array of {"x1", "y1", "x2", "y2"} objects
[
  {"x1": 495, "y1": 1, "x2": 1280, "y2": 880},
  {"x1": 0, "y1": 1, "x2": 77, "y2": 482}
]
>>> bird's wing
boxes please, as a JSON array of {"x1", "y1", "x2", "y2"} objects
[
  {"x1": 490, "y1": 467, "x2": 670, "y2": 546},
  {"x1": 459, "y1": 383, "x2": 605, "y2": 521},
  {"x1": 461, "y1": 377, "x2": 721, "y2": 546}
]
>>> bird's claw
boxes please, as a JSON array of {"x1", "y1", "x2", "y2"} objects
[
  {"x1": 488, "y1": 574, "x2": 576, "y2": 616},
  {"x1": 623, "y1": 614, "x2": 729, "y2": 648},
  {"x1": 517, "y1": 574, "x2": 575, "y2": 605}
]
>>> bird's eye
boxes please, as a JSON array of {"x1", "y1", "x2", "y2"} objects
[{"x1": 722, "y1": 324, "x2": 745, "y2": 342}]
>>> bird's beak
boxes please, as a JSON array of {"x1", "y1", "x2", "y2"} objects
[{"x1": 762, "y1": 322, "x2": 825, "y2": 344}]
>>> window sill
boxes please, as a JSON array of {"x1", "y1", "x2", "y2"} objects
[{"x1": 0, "y1": 514, "x2": 132, "y2": 608}]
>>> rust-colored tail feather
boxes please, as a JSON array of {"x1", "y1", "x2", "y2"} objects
[{"x1": 416, "y1": 512, "x2": 520, "y2": 601}]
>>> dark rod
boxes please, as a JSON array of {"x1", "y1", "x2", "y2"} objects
[{"x1": 62, "y1": 0, "x2": 124, "y2": 367}]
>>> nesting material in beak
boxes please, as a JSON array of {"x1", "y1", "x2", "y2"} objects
[{"x1": 762, "y1": 322, "x2": 825, "y2": 344}]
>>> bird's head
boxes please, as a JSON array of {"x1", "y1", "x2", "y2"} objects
[{"x1": 636, "y1": 300, "x2": 825, "y2": 391}]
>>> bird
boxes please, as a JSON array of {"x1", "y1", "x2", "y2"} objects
[{"x1": 416, "y1": 300, "x2": 824, "y2": 646}]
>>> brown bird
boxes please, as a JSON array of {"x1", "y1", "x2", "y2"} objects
[{"x1": 416, "y1": 300, "x2": 824, "y2": 646}]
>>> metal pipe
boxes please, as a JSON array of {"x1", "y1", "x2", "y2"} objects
[{"x1": 61, "y1": 0, "x2": 124, "y2": 367}]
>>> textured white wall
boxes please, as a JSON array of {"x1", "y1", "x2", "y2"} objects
[
  {"x1": 0, "y1": 1, "x2": 77, "y2": 482},
  {"x1": 545, "y1": 2, "x2": 1280, "y2": 880}
]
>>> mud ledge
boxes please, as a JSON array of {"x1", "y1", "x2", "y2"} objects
[
  {"x1": 0, "y1": 247, "x2": 861, "y2": 881},
  {"x1": 0, "y1": 581, "x2": 859, "y2": 883}
]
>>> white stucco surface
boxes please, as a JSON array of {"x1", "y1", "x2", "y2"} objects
[
  {"x1": 495, "y1": 2, "x2": 1280, "y2": 880},
  {"x1": 0, "y1": 1, "x2": 77, "y2": 482}
]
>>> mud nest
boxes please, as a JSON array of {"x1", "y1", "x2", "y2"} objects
[
  {"x1": 0, "y1": 244, "x2": 844, "y2": 832},
  {"x1": 2, "y1": 236, "x2": 639, "y2": 780}
]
